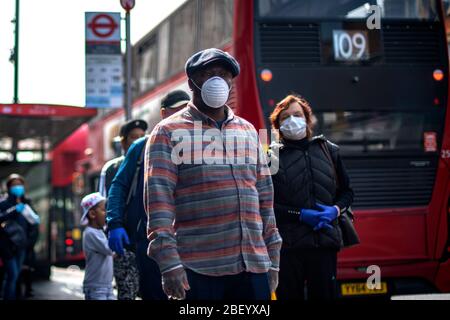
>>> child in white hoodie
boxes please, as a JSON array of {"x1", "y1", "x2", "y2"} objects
[{"x1": 80, "y1": 193, "x2": 115, "y2": 300}]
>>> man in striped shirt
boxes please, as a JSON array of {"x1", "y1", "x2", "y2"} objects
[{"x1": 144, "y1": 48, "x2": 282, "y2": 300}]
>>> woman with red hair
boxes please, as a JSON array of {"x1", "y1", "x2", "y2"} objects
[{"x1": 269, "y1": 95, "x2": 353, "y2": 300}]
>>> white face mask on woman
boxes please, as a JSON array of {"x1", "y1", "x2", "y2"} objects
[
  {"x1": 280, "y1": 116, "x2": 307, "y2": 140},
  {"x1": 191, "y1": 76, "x2": 231, "y2": 109}
]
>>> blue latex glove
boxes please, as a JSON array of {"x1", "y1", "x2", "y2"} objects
[
  {"x1": 108, "y1": 227, "x2": 130, "y2": 255},
  {"x1": 16, "y1": 203, "x2": 25, "y2": 213},
  {"x1": 300, "y1": 208, "x2": 323, "y2": 228},
  {"x1": 301, "y1": 206, "x2": 335, "y2": 231},
  {"x1": 316, "y1": 203, "x2": 339, "y2": 221}
]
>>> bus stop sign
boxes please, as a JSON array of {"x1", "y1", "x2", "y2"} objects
[{"x1": 120, "y1": 0, "x2": 135, "y2": 11}]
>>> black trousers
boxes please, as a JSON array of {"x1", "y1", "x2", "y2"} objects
[
  {"x1": 276, "y1": 248, "x2": 338, "y2": 300},
  {"x1": 135, "y1": 239, "x2": 167, "y2": 300},
  {"x1": 185, "y1": 269, "x2": 271, "y2": 300}
]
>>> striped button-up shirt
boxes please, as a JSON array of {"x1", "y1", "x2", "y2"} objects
[{"x1": 144, "y1": 103, "x2": 282, "y2": 276}]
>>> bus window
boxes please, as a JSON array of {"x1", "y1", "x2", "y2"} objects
[
  {"x1": 137, "y1": 35, "x2": 158, "y2": 93},
  {"x1": 257, "y1": 0, "x2": 438, "y2": 20},
  {"x1": 157, "y1": 21, "x2": 170, "y2": 83},
  {"x1": 198, "y1": 0, "x2": 234, "y2": 50},
  {"x1": 169, "y1": 1, "x2": 197, "y2": 76}
]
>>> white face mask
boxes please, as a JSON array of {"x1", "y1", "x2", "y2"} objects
[
  {"x1": 191, "y1": 76, "x2": 231, "y2": 109},
  {"x1": 280, "y1": 116, "x2": 307, "y2": 140}
]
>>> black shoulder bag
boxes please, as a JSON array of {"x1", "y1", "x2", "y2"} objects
[
  {"x1": 319, "y1": 140, "x2": 360, "y2": 249},
  {"x1": 0, "y1": 206, "x2": 27, "y2": 259}
]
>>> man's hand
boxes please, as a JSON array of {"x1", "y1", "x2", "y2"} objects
[
  {"x1": 108, "y1": 227, "x2": 130, "y2": 255},
  {"x1": 268, "y1": 269, "x2": 279, "y2": 293},
  {"x1": 162, "y1": 267, "x2": 190, "y2": 300}
]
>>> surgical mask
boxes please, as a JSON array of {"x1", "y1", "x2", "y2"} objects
[
  {"x1": 280, "y1": 116, "x2": 307, "y2": 140},
  {"x1": 10, "y1": 185, "x2": 25, "y2": 198},
  {"x1": 191, "y1": 76, "x2": 231, "y2": 109}
]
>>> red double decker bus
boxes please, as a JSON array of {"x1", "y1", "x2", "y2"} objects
[{"x1": 85, "y1": 0, "x2": 450, "y2": 297}]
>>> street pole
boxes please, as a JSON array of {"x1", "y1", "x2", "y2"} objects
[
  {"x1": 121, "y1": 0, "x2": 135, "y2": 120},
  {"x1": 13, "y1": 0, "x2": 20, "y2": 104},
  {"x1": 124, "y1": 10, "x2": 132, "y2": 121}
]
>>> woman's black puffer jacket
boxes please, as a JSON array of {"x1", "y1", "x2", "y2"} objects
[{"x1": 269, "y1": 135, "x2": 354, "y2": 250}]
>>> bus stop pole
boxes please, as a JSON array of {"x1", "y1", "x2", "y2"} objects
[
  {"x1": 124, "y1": 11, "x2": 132, "y2": 121},
  {"x1": 13, "y1": 0, "x2": 20, "y2": 104}
]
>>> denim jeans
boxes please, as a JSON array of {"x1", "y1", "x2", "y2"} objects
[
  {"x1": 1, "y1": 249, "x2": 25, "y2": 300},
  {"x1": 84, "y1": 286, "x2": 115, "y2": 300}
]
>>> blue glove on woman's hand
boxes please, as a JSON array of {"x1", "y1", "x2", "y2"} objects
[
  {"x1": 108, "y1": 227, "x2": 130, "y2": 255},
  {"x1": 300, "y1": 208, "x2": 322, "y2": 228},
  {"x1": 16, "y1": 203, "x2": 25, "y2": 213},
  {"x1": 316, "y1": 203, "x2": 339, "y2": 221},
  {"x1": 301, "y1": 204, "x2": 338, "y2": 231}
]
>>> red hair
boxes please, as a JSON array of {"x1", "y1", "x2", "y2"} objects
[{"x1": 270, "y1": 94, "x2": 315, "y2": 139}]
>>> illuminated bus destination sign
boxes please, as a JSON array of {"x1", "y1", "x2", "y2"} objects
[{"x1": 333, "y1": 30, "x2": 370, "y2": 62}]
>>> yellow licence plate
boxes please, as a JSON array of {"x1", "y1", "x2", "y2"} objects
[{"x1": 341, "y1": 282, "x2": 388, "y2": 296}]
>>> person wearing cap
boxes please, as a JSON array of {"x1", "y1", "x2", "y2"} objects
[
  {"x1": 98, "y1": 119, "x2": 147, "y2": 300},
  {"x1": 143, "y1": 48, "x2": 282, "y2": 300},
  {"x1": 0, "y1": 174, "x2": 33, "y2": 300},
  {"x1": 98, "y1": 119, "x2": 148, "y2": 198},
  {"x1": 106, "y1": 90, "x2": 189, "y2": 300},
  {"x1": 80, "y1": 193, "x2": 115, "y2": 300},
  {"x1": 160, "y1": 90, "x2": 191, "y2": 119}
]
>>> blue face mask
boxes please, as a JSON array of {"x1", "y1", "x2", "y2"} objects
[{"x1": 10, "y1": 185, "x2": 25, "y2": 198}]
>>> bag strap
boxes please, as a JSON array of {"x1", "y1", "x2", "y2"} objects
[
  {"x1": 318, "y1": 140, "x2": 339, "y2": 188},
  {"x1": 126, "y1": 139, "x2": 147, "y2": 207}
]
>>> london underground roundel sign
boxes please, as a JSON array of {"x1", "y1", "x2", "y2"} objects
[{"x1": 120, "y1": 0, "x2": 135, "y2": 11}]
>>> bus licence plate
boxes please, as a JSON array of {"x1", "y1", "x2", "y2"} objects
[{"x1": 341, "y1": 282, "x2": 388, "y2": 296}]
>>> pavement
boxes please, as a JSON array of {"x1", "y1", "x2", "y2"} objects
[
  {"x1": 391, "y1": 294, "x2": 450, "y2": 300},
  {"x1": 30, "y1": 266, "x2": 86, "y2": 300},
  {"x1": 25, "y1": 267, "x2": 450, "y2": 300}
]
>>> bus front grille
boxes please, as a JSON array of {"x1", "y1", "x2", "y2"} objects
[
  {"x1": 383, "y1": 22, "x2": 441, "y2": 65},
  {"x1": 345, "y1": 157, "x2": 438, "y2": 209},
  {"x1": 258, "y1": 23, "x2": 321, "y2": 64}
]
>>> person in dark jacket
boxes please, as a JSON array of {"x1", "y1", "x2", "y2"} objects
[
  {"x1": 0, "y1": 174, "x2": 30, "y2": 300},
  {"x1": 17, "y1": 216, "x2": 39, "y2": 299},
  {"x1": 98, "y1": 119, "x2": 147, "y2": 300},
  {"x1": 107, "y1": 90, "x2": 190, "y2": 300},
  {"x1": 269, "y1": 95, "x2": 354, "y2": 300}
]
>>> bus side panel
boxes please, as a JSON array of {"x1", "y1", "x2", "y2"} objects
[
  {"x1": 429, "y1": 166, "x2": 449, "y2": 260},
  {"x1": 435, "y1": 260, "x2": 450, "y2": 292},
  {"x1": 233, "y1": 0, "x2": 266, "y2": 131},
  {"x1": 429, "y1": 1, "x2": 450, "y2": 262},
  {"x1": 338, "y1": 209, "x2": 428, "y2": 265}
]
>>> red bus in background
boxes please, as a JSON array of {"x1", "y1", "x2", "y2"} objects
[
  {"x1": 84, "y1": 0, "x2": 450, "y2": 296},
  {"x1": 49, "y1": 125, "x2": 91, "y2": 267}
]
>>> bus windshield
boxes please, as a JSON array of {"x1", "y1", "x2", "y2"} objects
[
  {"x1": 314, "y1": 111, "x2": 443, "y2": 154},
  {"x1": 257, "y1": 0, "x2": 438, "y2": 20}
]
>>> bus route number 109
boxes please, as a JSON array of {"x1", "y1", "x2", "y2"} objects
[{"x1": 333, "y1": 30, "x2": 370, "y2": 62}]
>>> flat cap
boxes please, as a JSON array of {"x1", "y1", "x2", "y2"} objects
[
  {"x1": 161, "y1": 90, "x2": 191, "y2": 109},
  {"x1": 185, "y1": 48, "x2": 240, "y2": 78},
  {"x1": 119, "y1": 119, "x2": 148, "y2": 138}
]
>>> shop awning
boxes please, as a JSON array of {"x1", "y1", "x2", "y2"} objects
[{"x1": 0, "y1": 104, "x2": 97, "y2": 180}]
